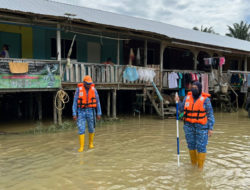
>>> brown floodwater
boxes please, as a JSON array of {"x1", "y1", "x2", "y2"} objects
[{"x1": 0, "y1": 110, "x2": 249, "y2": 190}]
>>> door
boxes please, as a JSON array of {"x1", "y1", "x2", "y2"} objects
[{"x1": 87, "y1": 42, "x2": 101, "y2": 63}]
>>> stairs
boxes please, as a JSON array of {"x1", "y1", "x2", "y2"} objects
[{"x1": 146, "y1": 89, "x2": 176, "y2": 119}]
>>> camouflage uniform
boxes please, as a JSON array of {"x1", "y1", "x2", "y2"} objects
[
  {"x1": 179, "y1": 96, "x2": 215, "y2": 153},
  {"x1": 72, "y1": 87, "x2": 102, "y2": 135}
]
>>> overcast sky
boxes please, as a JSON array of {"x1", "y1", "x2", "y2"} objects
[{"x1": 54, "y1": 0, "x2": 250, "y2": 35}]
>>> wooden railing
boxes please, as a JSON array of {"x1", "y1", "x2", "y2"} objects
[{"x1": 61, "y1": 62, "x2": 161, "y2": 85}]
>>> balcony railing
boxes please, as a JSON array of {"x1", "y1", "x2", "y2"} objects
[{"x1": 61, "y1": 62, "x2": 161, "y2": 86}]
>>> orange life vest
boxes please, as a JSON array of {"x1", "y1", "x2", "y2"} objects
[
  {"x1": 183, "y1": 92, "x2": 211, "y2": 125},
  {"x1": 77, "y1": 83, "x2": 97, "y2": 108}
]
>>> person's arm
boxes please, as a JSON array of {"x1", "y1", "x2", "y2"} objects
[
  {"x1": 95, "y1": 89, "x2": 102, "y2": 116},
  {"x1": 178, "y1": 96, "x2": 187, "y2": 112},
  {"x1": 72, "y1": 88, "x2": 79, "y2": 118},
  {"x1": 204, "y1": 98, "x2": 215, "y2": 136}
]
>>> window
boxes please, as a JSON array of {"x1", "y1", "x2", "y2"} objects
[{"x1": 51, "y1": 38, "x2": 77, "y2": 59}]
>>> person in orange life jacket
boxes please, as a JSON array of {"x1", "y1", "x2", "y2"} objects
[
  {"x1": 72, "y1": 75, "x2": 102, "y2": 152},
  {"x1": 175, "y1": 81, "x2": 215, "y2": 169}
]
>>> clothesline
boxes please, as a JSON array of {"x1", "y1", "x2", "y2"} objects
[
  {"x1": 203, "y1": 56, "x2": 224, "y2": 60},
  {"x1": 228, "y1": 70, "x2": 250, "y2": 74},
  {"x1": 163, "y1": 69, "x2": 206, "y2": 73}
]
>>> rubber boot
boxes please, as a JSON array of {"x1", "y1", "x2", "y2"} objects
[
  {"x1": 197, "y1": 152, "x2": 206, "y2": 169},
  {"x1": 78, "y1": 134, "x2": 85, "y2": 152},
  {"x1": 189, "y1": 150, "x2": 198, "y2": 166},
  {"x1": 89, "y1": 133, "x2": 95, "y2": 149}
]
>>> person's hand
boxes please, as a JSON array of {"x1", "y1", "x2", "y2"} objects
[
  {"x1": 73, "y1": 116, "x2": 77, "y2": 121},
  {"x1": 96, "y1": 115, "x2": 101, "y2": 120},
  {"x1": 208, "y1": 130, "x2": 213, "y2": 137},
  {"x1": 175, "y1": 94, "x2": 180, "y2": 102}
]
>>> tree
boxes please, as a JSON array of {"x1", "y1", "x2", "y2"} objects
[
  {"x1": 226, "y1": 21, "x2": 250, "y2": 40},
  {"x1": 193, "y1": 25, "x2": 216, "y2": 34}
]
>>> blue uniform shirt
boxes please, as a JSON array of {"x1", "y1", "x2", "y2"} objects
[
  {"x1": 178, "y1": 96, "x2": 215, "y2": 130},
  {"x1": 72, "y1": 87, "x2": 102, "y2": 116}
]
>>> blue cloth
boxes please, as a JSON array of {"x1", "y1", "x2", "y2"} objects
[
  {"x1": 179, "y1": 88, "x2": 185, "y2": 97},
  {"x1": 72, "y1": 87, "x2": 102, "y2": 135},
  {"x1": 178, "y1": 95, "x2": 215, "y2": 153},
  {"x1": 123, "y1": 67, "x2": 139, "y2": 82}
]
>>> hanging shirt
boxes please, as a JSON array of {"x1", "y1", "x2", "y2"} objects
[
  {"x1": 202, "y1": 74, "x2": 209, "y2": 93},
  {"x1": 168, "y1": 72, "x2": 179, "y2": 89},
  {"x1": 178, "y1": 73, "x2": 183, "y2": 88}
]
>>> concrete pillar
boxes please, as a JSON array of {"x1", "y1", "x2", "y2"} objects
[
  {"x1": 144, "y1": 40, "x2": 147, "y2": 67},
  {"x1": 107, "y1": 90, "x2": 111, "y2": 117},
  {"x1": 112, "y1": 89, "x2": 117, "y2": 118}
]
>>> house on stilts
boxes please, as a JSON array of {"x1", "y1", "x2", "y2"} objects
[{"x1": 0, "y1": 0, "x2": 250, "y2": 125}]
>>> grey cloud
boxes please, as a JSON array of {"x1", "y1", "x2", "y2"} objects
[{"x1": 55, "y1": 0, "x2": 250, "y2": 34}]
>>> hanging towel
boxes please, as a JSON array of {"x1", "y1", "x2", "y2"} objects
[
  {"x1": 9, "y1": 62, "x2": 29, "y2": 74},
  {"x1": 123, "y1": 67, "x2": 139, "y2": 81},
  {"x1": 219, "y1": 57, "x2": 225, "y2": 67}
]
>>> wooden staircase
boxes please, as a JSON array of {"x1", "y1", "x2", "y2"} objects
[{"x1": 146, "y1": 89, "x2": 176, "y2": 119}]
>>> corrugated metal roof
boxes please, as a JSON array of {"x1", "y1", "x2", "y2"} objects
[{"x1": 1, "y1": 0, "x2": 250, "y2": 52}]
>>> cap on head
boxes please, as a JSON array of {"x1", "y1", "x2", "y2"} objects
[{"x1": 83, "y1": 75, "x2": 93, "y2": 84}]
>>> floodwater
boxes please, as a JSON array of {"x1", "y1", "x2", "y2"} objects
[{"x1": 0, "y1": 111, "x2": 250, "y2": 190}]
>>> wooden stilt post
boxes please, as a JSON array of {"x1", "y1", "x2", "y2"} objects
[
  {"x1": 56, "y1": 24, "x2": 62, "y2": 125},
  {"x1": 143, "y1": 88, "x2": 146, "y2": 113},
  {"x1": 112, "y1": 89, "x2": 117, "y2": 118},
  {"x1": 29, "y1": 93, "x2": 33, "y2": 120},
  {"x1": 107, "y1": 90, "x2": 111, "y2": 117},
  {"x1": 57, "y1": 97, "x2": 62, "y2": 125},
  {"x1": 38, "y1": 93, "x2": 42, "y2": 121},
  {"x1": 53, "y1": 92, "x2": 57, "y2": 124}
]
